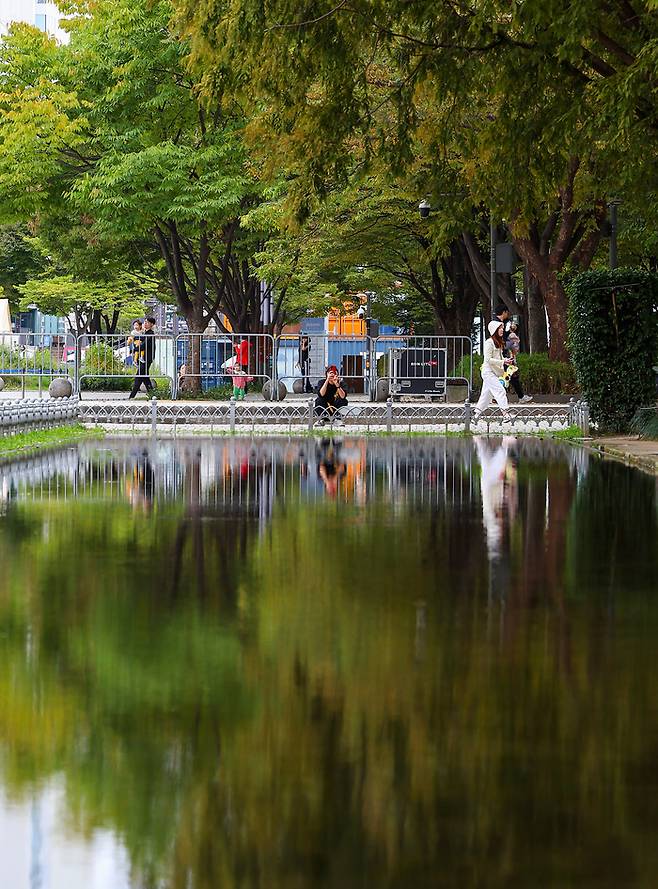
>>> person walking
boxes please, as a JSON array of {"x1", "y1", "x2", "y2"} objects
[
  {"x1": 472, "y1": 321, "x2": 512, "y2": 423},
  {"x1": 298, "y1": 335, "x2": 313, "y2": 393},
  {"x1": 129, "y1": 316, "x2": 156, "y2": 399},
  {"x1": 495, "y1": 307, "x2": 532, "y2": 403}
]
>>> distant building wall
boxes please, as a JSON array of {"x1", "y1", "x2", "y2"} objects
[{"x1": 0, "y1": 0, "x2": 69, "y2": 43}]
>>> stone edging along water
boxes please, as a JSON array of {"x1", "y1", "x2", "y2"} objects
[{"x1": 584, "y1": 438, "x2": 658, "y2": 476}]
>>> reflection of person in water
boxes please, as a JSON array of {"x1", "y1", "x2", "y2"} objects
[
  {"x1": 475, "y1": 437, "x2": 518, "y2": 562},
  {"x1": 127, "y1": 450, "x2": 155, "y2": 513},
  {"x1": 317, "y1": 438, "x2": 347, "y2": 498}
]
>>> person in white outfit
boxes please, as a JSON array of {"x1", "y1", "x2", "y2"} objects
[{"x1": 473, "y1": 320, "x2": 512, "y2": 423}]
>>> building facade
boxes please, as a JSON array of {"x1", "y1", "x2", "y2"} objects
[{"x1": 0, "y1": 0, "x2": 68, "y2": 43}]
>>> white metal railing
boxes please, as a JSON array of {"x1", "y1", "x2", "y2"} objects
[
  {"x1": 0, "y1": 332, "x2": 513, "y2": 409},
  {"x1": 78, "y1": 398, "x2": 589, "y2": 435},
  {"x1": 0, "y1": 397, "x2": 79, "y2": 437}
]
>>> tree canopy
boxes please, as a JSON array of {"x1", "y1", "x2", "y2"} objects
[{"x1": 174, "y1": 0, "x2": 658, "y2": 358}]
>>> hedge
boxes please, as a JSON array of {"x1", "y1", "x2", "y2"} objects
[
  {"x1": 456, "y1": 353, "x2": 578, "y2": 395},
  {"x1": 567, "y1": 268, "x2": 658, "y2": 432}
]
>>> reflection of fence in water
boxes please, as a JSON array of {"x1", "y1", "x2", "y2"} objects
[{"x1": 2, "y1": 438, "x2": 481, "y2": 508}]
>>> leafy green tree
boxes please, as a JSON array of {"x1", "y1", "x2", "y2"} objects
[
  {"x1": 19, "y1": 273, "x2": 155, "y2": 336},
  {"x1": 567, "y1": 268, "x2": 658, "y2": 431},
  {"x1": 0, "y1": 2, "x2": 301, "y2": 391},
  {"x1": 175, "y1": 0, "x2": 658, "y2": 358},
  {"x1": 0, "y1": 225, "x2": 46, "y2": 311}
]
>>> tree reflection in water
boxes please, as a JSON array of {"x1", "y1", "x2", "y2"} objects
[{"x1": 0, "y1": 437, "x2": 656, "y2": 888}]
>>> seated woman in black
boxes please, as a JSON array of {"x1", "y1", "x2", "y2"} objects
[{"x1": 315, "y1": 364, "x2": 348, "y2": 426}]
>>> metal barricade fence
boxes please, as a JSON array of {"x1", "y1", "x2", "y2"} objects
[
  {"x1": 276, "y1": 334, "x2": 372, "y2": 397},
  {"x1": 78, "y1": 333, "x2": 176, "y2": 396},
  {"x1": 0, "y1": 331, "x2": 76, "y2": 398},
  {"x1": 373, "y1": 335, "x2": 473, "y2": 400},
  {"x1": 176, "y1": 333, "x2": 275, "y2": 398}
]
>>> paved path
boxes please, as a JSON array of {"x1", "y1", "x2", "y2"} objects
[{"x1": 590, "y1": 436, "x2": 658, "y2": 474}]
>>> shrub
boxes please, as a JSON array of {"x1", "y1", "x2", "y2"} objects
[
  {"x1": 456, "y1": 353, "x2": 578, "y2": 395},
  {"x1": 0, "y1": 344, "x2": 70, "y2": 387},
  {"x1": 567, "y1": 268, "x2": 658, "y2": 432},
  {"x1": 80, "y1": 342, "x2": 132, "y2": 391}
]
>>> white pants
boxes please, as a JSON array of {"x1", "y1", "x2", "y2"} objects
[{"x1": 474, "y1": 372, "x2": 509, "y2": 415}]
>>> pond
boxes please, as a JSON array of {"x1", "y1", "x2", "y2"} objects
[{"x1": 0, "y1": 436, "x2": 657, "y2": 888}]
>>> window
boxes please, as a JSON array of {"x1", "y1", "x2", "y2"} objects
[{"x1": 34, "y1": 14, "x2": 47, "y2": 31}]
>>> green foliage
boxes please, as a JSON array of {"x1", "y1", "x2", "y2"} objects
[
  {"x1": 458, "y1": 353, "x2": 578, "y2": 395},
  {"x1": 19, "y1": 271, "x2": 154, "y2": 334},
  {"x1": 253, "y1": 174, "x2": 480, "y2": 335},
  {"x1": 80, "y1": 342, "x2": 132, "y2": 391},
  {"x1": 551, "y1": 425, "x2": 585, "y2": 441},
  {"x1": 150, "y1": 365, "x2": 172, "y2": 399},
  {"x1": 0, "y1": 1, "x2": 280, "y2": 335},
  {"x1": 176, "y1": 0, "x2": 658, "y2": 357},
  {"x1": 567, "y1": 268, "x2": 658, "y2": 432},
  {"x1": 175, "y1": 0, "x2": 657, "y2": 218},
  {"x1": 0, "y1": 225, "x2": 46, "y2": 309},
  {"x1": 0, "y1": 343, "x2": 67, "y2": 375}
]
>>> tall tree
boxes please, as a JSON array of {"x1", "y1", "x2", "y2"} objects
[
  {"x1": 0, "y1": 3, "x2": 288, "y2": 388},
  {"x1": 175, "y1": 0, "x2": 658, "y2": 359}
]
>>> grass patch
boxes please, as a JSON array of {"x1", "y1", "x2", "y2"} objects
[
  {"x1": 547, "y1": 425, "x2": 584, "y2": 440},
  {"x1": 0, "y1": 424, "x2": 102, "y2": 458}
]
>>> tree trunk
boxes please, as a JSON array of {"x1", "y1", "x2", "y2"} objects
[
  {"x1": 102, "y1": 310, "x2": 120, "y2": 334},
  {"x1": 89, "y1": 309, "x2": 102, "y2": 335},
  {"x1": 527, "y1": 275, "x2": 548, "y2": 353},
  {"x1": 512, "y1": 238, "x2": 569, "y2": 361},
  {"x1": 181, "y1": 312, "x2": 204, "y2": 395},
  {"x1": 543, "y1": 277, "x2": 569, "y2": 361}
]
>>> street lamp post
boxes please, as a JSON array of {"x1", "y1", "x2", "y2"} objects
[
  {"x1": 489, "y1": 221, "x2": 497, "y2": 315},
  {"x1": 608, "y1": 199, "x2": 620, "y2": 270}
]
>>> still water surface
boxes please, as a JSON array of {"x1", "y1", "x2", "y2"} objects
[{"x1": 0, "y1": 436, "x2": 657, "y2": 888}]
